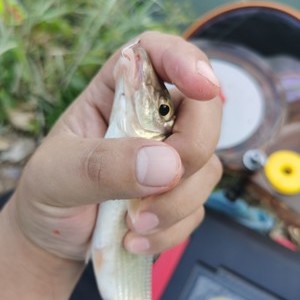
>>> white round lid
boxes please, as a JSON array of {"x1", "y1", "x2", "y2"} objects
[
  {"x1": 213, "y1": 59, "x2": 265, "y2": 150},
  {"x1": 192, "y1": 40, "x2": 286, "y2": 169}
]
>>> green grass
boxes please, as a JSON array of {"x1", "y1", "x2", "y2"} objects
[{"x1": 0, "y1": 0, "x2": 192, "y2": 134}]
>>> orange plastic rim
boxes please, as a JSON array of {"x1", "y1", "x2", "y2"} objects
[{"x1": 183, "y1": 1, "x2": 300, "y2": 40}]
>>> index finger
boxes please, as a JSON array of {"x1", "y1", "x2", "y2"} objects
[
  {"x1": 166, "y1": 92, "x2": 223, "y2": 176},
  {"x1": 98, "y1": 31, "x2": 220, "y2": 101}
]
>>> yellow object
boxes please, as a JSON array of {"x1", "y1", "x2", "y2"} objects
[{"x1": 265, "y1": 150, "x2": 300, "y2": 195}]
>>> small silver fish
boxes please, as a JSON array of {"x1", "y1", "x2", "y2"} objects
[{"x1": 91, "y1": 40, "x2": 175, "y2": 300}]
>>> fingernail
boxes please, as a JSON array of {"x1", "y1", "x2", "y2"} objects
[
  {"x1": 132, "y1": 212, "x2": 159, "y2": 233},
  {"x1": 127, "y1": 237, "x2": 150, "y2": 253},
  {"x1": 196, "y1": 61, "x2": 220, "y2": 87},
  {"x1": 136, "y1": 146, "x2": 180, "y2": 187}
]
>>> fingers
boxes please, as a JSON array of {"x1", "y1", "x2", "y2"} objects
[
  {"x1": 167, "y1": 95, "x2": 223, "y2": 176},
  {"x1": 127, "y1": 155, "x2": 222, "y2": 233},
  {"x1": 87, "y1": 31, "x2": 220, "y2": 122},
  {"x1": 125, "y1": 206, "x2": 205, "y2": 255},
  {"x1": 124, "y1": 155, "x2": 222, "y2": 254},
  {"x1": 54, "y1": 32, "x2": 222, "y2": 166},
  {"x1": 138, "y1": 32, "x2": 220, "y2": 99},
  {"x1": 23, "y1": 134, "x2": 183, "y2": 207}
]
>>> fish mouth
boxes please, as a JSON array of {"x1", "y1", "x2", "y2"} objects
[
  {"x1": 121, "y1": 39, "x2": 141, "y2": 60},
  {"x1": 121, "y1": 39, "x2": 148, "y2": 91},
  {"x1": 119, "y1": 41, "x2": 174, "y2": 139}
]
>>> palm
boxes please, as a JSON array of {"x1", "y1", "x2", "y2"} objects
[{"x1": 20, "y1": 87, "x2": 114, "y2": 260}]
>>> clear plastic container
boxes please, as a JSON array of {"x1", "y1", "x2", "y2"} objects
[{"x1": 192, "y1": 40, "x2": 287, "y2": 170}]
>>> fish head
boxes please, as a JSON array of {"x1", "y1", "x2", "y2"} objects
[{"x1": 114, "y1": 41, "x2": 175, "y2": 140}]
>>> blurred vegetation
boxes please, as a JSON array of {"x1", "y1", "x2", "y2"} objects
[{"x1": 0, "y1": 0, "x2": 193, "y2": 134}]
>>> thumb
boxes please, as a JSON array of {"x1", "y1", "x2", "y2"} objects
[{"x1": 24, "y1": 134, "x2": 182, "y2": 207}]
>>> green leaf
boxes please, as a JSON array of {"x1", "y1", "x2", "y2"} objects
[{"x1": 0, "y1": 0, "x2": 193, "y2": 132}]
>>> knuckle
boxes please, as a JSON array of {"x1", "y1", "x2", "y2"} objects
[
  {"x1": 81, "y1": 143, "x2": 104, "y2": 187},
  {"x1": 193, "y1": 206, "x2": 205, "y2": 227},
  {"x1": 150, "y1": 234, "x2": 177, "y2": 255},
  {"x1": 188, "y1": 138, "x2": 211, "y2": 170},
  {"x1": 171, "y1": 35, "x2": 185, "y2": 45},
  {"x1": 195, "y1": 138, "x2": 211, "y2": 162},
  {"x1": 208, "y1": 154, "x2": 223, "y2": 182},
  {"x1": 168, "y1": 198, "x2": 187, "y2": 224},
  {"x1": 149, "y1": 208, "x2": 205, "y2": 254}
]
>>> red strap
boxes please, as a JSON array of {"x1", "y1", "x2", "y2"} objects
[{"x1": 152, "y1": 239, "x2": 189, "y2": 300}]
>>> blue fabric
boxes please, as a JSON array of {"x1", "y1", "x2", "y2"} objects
[{"x1": 206, "y1": 190, "x2": 275, "y2": 233}]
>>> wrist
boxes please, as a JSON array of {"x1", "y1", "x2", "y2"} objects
[{"x1": 0, "y1": 195, "x2": 84, "y2": 300}]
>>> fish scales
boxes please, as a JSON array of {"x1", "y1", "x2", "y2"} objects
[{"x1": 91, "y1": 40, "x2": 175, "y2": 300}]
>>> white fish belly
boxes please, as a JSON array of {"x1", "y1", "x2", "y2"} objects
[{"x1": 92, "y1": 199, "x2": 152, "y2": 300}]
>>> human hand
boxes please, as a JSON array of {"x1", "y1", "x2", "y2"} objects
[{"x1": 0, "y1": 31, "x2": 222, "y2": 297}]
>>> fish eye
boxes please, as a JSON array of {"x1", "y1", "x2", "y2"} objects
[
  {"x1": 158, "y1": 97, "x2": 174, "y2": 122},
  {"x1": 159, "y1": 104, "x2": 170, "y2": 117}
]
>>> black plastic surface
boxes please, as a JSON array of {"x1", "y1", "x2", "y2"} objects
[
  {"x1": 192, "y1": 7, "x2": 300, "y2": 58},
  {"x1": 162, "y1": 210, "x2": 300, "y2": 300},
  {"x1": 2, "y1": 193, "x2": 300, "y2": 299}
]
